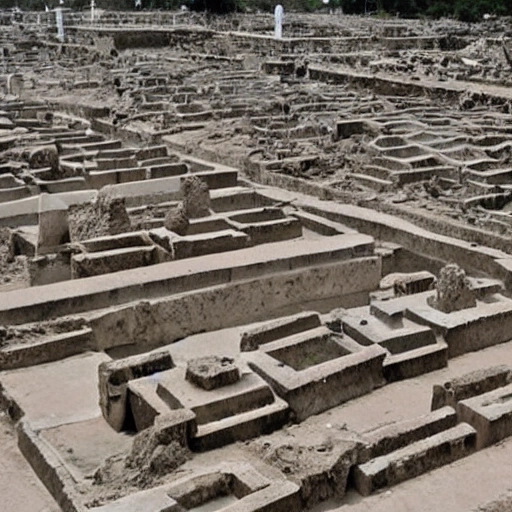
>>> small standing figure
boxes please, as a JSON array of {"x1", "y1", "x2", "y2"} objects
[
  {"x1": 274, "y1": 4, "x2": 284, "y2": 40},
  {"x1": 135, "y1": 0, "x2": 142, "y2": 10}
]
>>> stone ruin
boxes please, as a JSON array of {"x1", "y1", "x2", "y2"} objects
[
  {"x1": 68, "y1": 187, "x2": 131, "y2": 243},
  {"x1": 3, "y1": 10, "x2": 512, "y2": 512},
  {"x1": 429, "y1": 263, "x2": 477, "y2": 313},
  {"x1": 186, "y1": 355, "x2": 240, "y2": 390},
  {"x1": 163, "y1": 175, "x2": 210, "y2": 235}
]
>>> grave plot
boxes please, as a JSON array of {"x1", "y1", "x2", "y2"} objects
[
  {"x1": 339, "y1": 269, "x2": 446, "y2": 382},
  {"x1": 342, "y1": 302, "x2": 447, "y2": 382},
  {"x1": 100, "y1": 342, "x2": 289, "y2": 453},
  {"x1": 350, "y1": 367, "x2": 512, "y2": 497},
  {"x1": 405, "y1": 265, "x2": 512, "y2": 358},
  {"x1": 90, "y1": 463, "x2": 300, "y2": 512},
  {"x1": 340, "y1": 265, "x2": 512, "y2": 381},
  {"x1": 352, "y1": 415, "x2": 477, "y2": 496},
  {"x1": 243, "y1": 319, "x2": 386, "y2": 421},
  {"x1": 430, "y1": 365, "x2": 512, "y2": 450}
]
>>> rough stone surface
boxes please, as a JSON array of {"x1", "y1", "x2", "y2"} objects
[
  {"x1": 248, "y1": 433, "x2": 358, "y2": 508},
  {"x1": 163, "y1": 203, "x2": 189, "y2": 236},
  {"x1": 68, "y1": 188, "x2": 131, "y2": 243},
  {"x1": 182, "y1": 175, "x2": 210, "y2": 219},
  {"x1": 27, "y1": 145, "x2": 59, "y2": 173},
  {"x1": 431, "y1": 365, "x2": 512, "y2": 411},
  {"x1": 429, "y1": 264, "x2": 477, "y2": 313},
  {"x1": 185, "y1": 355, "x2": 240, "y2": 390},
  {"x1": 98, "y1": 351, "x2": 174, "y2": 432},
  {"x1": 126, "y1": 411, "x2": 196, "y2": 474}
]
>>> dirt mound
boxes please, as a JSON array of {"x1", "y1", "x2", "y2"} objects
[
  {"x1": 68, "y1": 187, "x2": 131, "y2": 242},
  {"x1": 164, "y1": 203, "x2": 189, "y2": 235},
  {"x1": 0, "y1": 228, "x2": 27, "y2": 288},
  {"x1": 183, "y1": 175, "x2": 211, "y2": 219}
]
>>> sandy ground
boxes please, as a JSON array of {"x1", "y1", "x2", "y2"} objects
[{"x1": 0, "y1": 414, "x2": 60, "y2": 512}]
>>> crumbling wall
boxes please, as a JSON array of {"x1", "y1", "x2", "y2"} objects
[
  {"x1": 429, "y1": 263, "x2": 476, "y2": 313},
  {"x1": 68, "y1": 188, "x2": 131, "y2": 242}
]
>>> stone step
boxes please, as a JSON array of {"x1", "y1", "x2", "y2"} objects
[
  {"x1": 391, "y1": 166, "x2": 456, "y2": 185},
  {"x1": 191, "y1": 398, "x2": 289, "y2": 452},
  {"x1": 157, "y1": 372, "x2": 275, "y2": 426},
  {"x1": 353, "y1": 423, "x2": 477, "y2": 496},
  {"x1": 290, "y1": 210, "x2": 356, "y2": 236},
  {"x1": 60, "y1": 139, "x2": 122, "y2": 155},
  {"x1": 359, "y1": 406, "x2": 457, "y2": 463},
  {"x1": 240, "y1": 311, "x2": 321, "y2": 352},
  {"x1": 431, "y1": 365, "x2": 512, "y2": 412},
  {"x1": 383, "y1": 340, "x2": 448, "y2": 382},
  {"x1": 0, "y1": 328, "x2": 92, "y2": 371},
  {"x1": 71, "y1": 246, "x2": 157, "y2": 279},
  {"x1": 348, "y1": 173, "x2": 394, "y2": 192},
  {"x1": 458, "y1": 382, "x2": 512, "y2": 449}
]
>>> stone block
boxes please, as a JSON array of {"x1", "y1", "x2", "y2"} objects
[
  {"x1": 246, "y1": 328, "x2": 386, "y2": 421},
  {"x1": 98, "y1": 350, "x2": 174, "y2": 432},
  {"x1": 186, "y1": 356, "x2": 240, "y2": 391},
  {"x1": 240, "y1": 312, "x2": 321, "y2": 352},
  {"x1": 431, "y1": 365, "x2": 512, "y2": 411},
  {"x1": 353, "y1": 423, "x2": 477, "y2": 496},
  {"x1": 458, "y1": 382, "x2": 512, "y2": 449},
  {"x1": 37, "y1": 193, "x2": 69, "y2": 254},
  {"x1": 359, "y1": 406, "x2": 457, "y2": 463}
]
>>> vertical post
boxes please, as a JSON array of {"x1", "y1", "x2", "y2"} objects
[
  {"x1": 91, "y1": 0, "x2": 95, "y2": 23},
  {"x1": 56, "y1": 1, "x2": 65, "y2": 42},
  {"x1": 274, "y1": 4, "x2": 283, "y2": 40}
]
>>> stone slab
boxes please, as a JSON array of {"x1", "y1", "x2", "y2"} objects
[
  {"x1": 354, "y1": 423, "x2": 477, "y2": 496},
  {"x1": 458, "y1": 382, "x2": 512, "y2": 449},
  {"x1": 359, "y1": 406, "x2": 458, "y2": 462},
  {"x1": 157, "y1": 367, "x2": 274, "y2": 425}
]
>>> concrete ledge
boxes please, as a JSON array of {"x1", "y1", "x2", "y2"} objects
[
  {"x1": 353, "y1": 423, "x2": 477, "y2": 496},
  {"x1": 359, "y1": 406, "x2": 457, "y2": 463},
  {"x1": 383, "y1": 341, "x2": 448, "y2": 383},
  {"x1": 90, "y1": 257, "x2": 380, "y2": 354},
  {"x1": 90, "y1": 486, "x2": 179, "y2": 512},
  {"x1": 431, "y1": 365, "x2": 512, "y2": 411},
  {"x1": 192, "y1": 399, "x2": 289, "y2": 452},
  {"x1": 17, "y1": 421, "x2": 85, "y2": 512},
  {"x1": 0, "y1": 234, "x2": 376, "y2": 325},
  {"x1": 0, "y1": 328, "x2": 93, "y2": 371},
  {"x1": 458, "y1": 383, "x2": 512, "y2": 449},
  {"x1": 240, "y1": 312, "x2": 321, "y2": 352}
]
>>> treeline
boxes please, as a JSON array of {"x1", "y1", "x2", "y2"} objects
[
  {"x1": 1, "y1": 0, "x2": 511, "y2": 21},
  {"x1": 338, "y1": 0, "x2": 512, "y2": 22}
]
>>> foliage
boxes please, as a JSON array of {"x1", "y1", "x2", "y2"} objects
[{"x1": 1, "y1": 0, "x2": 512, "y2": 18}]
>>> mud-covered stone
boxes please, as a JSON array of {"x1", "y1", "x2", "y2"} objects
[
  {"x1": 163, "y1": 203, "x2": 189, "y2": 235},
  {"x1": 68, "y1": 188, "x2": 132, "y2": 243},
  {"x1": 429, "y1": 263, "x2": 476, "y2": 313},
  {"x1": 182, "y1": 175, "x2": 210, "y2": 219},
  {"x1": 126, "y1": 410, "x2": 196, "y2": 475}
]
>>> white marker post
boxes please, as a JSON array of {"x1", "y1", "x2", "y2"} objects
[
  {"x1": 274, "y1": 4, "x2": 283, "y2": 40},
  {"x1": 56, "y1": 1, "x2": 65, "y2": 42},
  {"x1": 91, "y1": 0, "x2": 95, "y2": 23}
]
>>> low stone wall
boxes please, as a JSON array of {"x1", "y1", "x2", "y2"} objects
[{"x1": 90, "y1": 257, "x2": 380, "y2": 352}]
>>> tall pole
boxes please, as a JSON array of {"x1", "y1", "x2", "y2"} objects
[
  {"x1": 56, "y1": 0, "x2": 65, "y2": 42},
  {"x1": 274, "y1": 4, "x2": 283, "y2": 40}
]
